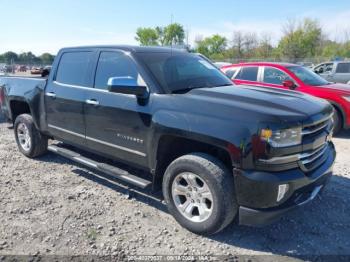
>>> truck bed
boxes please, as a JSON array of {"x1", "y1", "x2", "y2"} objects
[{"x1": 0, "y1": 76, "x2": 47, "y2": 121}]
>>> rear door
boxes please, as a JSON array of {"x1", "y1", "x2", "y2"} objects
[
  {"x1": 232, "y1": 66, "x2": 260, "y2": 86},
  {"x1": 45, "y1": 51, "x2": 94, "y2": 146},
  {"x1": 334, "y1": 62, "x2": 350, "y2": 83},
  {"x1": 83, "y1": 50, "x2": 151, "y2": 168}
]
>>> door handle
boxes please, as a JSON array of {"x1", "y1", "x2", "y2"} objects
[
  {"x1": 46, "y1": 92, "x2": 56, "y2": 98},
  {"x1": 86, "y1": 99, "x2": 99, "y2": 106}
]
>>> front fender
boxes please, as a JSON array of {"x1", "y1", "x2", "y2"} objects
[{"x1": 148, "y1": 109, "x2": 253, "y2": 171}]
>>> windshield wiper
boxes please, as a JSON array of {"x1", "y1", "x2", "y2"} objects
[
  {"x1": 216, "y1": 83, "x2": 233, "y2": 87},
  {"x1": 172, "y1": 83, "x2": 232, "y2": 94},
  {"x1": 172, "y1": 86, "x2": 207, "y2": 94}
]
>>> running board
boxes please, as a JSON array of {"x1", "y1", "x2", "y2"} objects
[{"x1": 48, "y1": 145, "x2": 151, "y2": 189}]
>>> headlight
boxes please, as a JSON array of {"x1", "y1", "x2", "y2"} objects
[
  {"x1": 260, "y1": 127, "x2": 302, "y2": 147},
  {"x1": 343, "y1": 96, "x2": 350, "y2": 103}
]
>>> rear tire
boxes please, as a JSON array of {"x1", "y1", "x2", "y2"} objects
[
  {"x1": 14, "y1": 114, "x2": 48, "y2": 158},
  {"x1": 162, "y1": 153, "x2": 237, "y2": 235}
]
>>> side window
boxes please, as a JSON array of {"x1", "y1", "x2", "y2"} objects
[
  {"x1": 94, "y1": 51, "x2": 141, "y2": 90},
  {"x1": 324, "y1": 63, "x2": 334, "y2": 73},
  {"x1": 336, "y1": 63, "x2": 350, "y2": 73},
  {"x1": 316, "y1": 63, "x2": 333, "y2": 74},
  {"x1": 56, "y1": 52, "x2": 92, "y2": 86},
  {"x1": 263, "y1": 67, "x2": 292, "y2": 85},
  {"x1": 236, "y1": 67, "x2": 258, "y2": 81}
]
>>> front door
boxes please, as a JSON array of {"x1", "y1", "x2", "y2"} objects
[
  {"x1": 45, "y1": 51, "x2": 94, "y2": 146},
  {"x1": 84, "y1": 51, "x2": 151, "y2": 168},
  {"x1": 259, "y1": 66, "x2": 295, "y2": 90}
]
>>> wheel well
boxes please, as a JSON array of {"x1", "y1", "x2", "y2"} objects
[
  {"x1": 332, "y1": 103, "x2": 344, "y2": 128},
  {"x1": 155, "y1": 136, "x2": 232, "y2": 182},
  {"x1": 10, "y1": 100, "x2": 31, "y2": 122}
]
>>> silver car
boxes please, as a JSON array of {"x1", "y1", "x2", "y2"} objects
[{"x1": 313, "y1": 61, "x2": 350, "y2": 84}]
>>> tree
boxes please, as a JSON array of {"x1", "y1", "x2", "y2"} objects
[
  {"x1": 255, "y1": 33, "x2": 274, "y2": 58},
  {"x1": 195, "y1": 34, "x2": 227, "y2": 59},
  {"x1": 243, "y1": 32, "x2": 258, "y2": 57},
  {"x1": 2, "y1": 51, "x2": 18, "y2": 64},
  {"x1": 135, "y1": 27, "x2": 159, "y2": 46},
  {"x1": 163, "y1": 23, "x2": 185, "y2": 46},
  {"x1": 209, "y1": 34, "x2": 227, "y2": 54},
  {"x1": 40, "y1": 53, "x2": 55, "y2": 65},
  {"x1": 195, "y1": 36, "x2": 210, "y2": 57},
  {"x1": 278, "y1": 18, "x2": 322, "y2": 61},
  {"x1": 321, "y1": 40, "x2": 350, "y2": 59},
  {"x1": 156, "y1": 26, "x2": 166, "y2": 46},
  {"x1": 18, "y1": 52, "x2": 38, "y2": 64},
  {"x1": 231, "y1": 31, "x2": 245, "y2": 58}
]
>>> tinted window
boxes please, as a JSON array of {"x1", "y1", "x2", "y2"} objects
[
  {"x1": 236, "y1": 67, "x2": 258, "y2": 81},
  {"x1": 94, "y1": 51, "x2": 140, "y2": 90},
  {"x1": 324, "y1": 63, "x2": 334, "y2": 73},
  {"x1": 56, "y1": 52, "x2": 92, "y2": 86},
  {"x1": 336, "y1": 63, "x2": 350, "y2": 73},
  {"x1": 316, "y1": 63, "x2": 334, "y2": 74},
  {"x1": 135, "y1": 52, "x2": 232, "y2": 93},
  {"x1": 263, "y1": 67, "x2": 292, "y2": 85}
]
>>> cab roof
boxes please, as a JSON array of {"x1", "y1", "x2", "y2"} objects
[{"x1": 59, "y1": 45, "x2": 188, "y2": 54}]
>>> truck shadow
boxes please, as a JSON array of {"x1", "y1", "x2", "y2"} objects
[
  {"x1": 210, "y1": 173, "x2": 350, "y2": 257},
  {"x1": 336, "y1": 130, "x2": 350, "y2": 139},
  {"x1": 37, "y1": 152, "x2": 350, "y2": 258},
  {"x1": 0, "y1": 113, "x2": 6, "y2": 123}
]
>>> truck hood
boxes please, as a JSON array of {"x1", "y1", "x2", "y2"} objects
[
  {"x1": 316, "y1": 83, "x2": 350, "y2": 94},
  {"x1": 185, "y1": 85, "x2": 332, "y2": 126}
]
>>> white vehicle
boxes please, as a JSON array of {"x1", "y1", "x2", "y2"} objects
[{"x1": 313, "y1": 61, "x2": 350, "y2": 84}]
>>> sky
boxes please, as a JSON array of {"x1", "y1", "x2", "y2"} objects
[{"x1": 1, "y1": 0, "x2": 350, "y2": 55}]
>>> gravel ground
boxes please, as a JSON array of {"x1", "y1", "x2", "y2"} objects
[{"x1": 0, "y1": 113, "x2": 349, "y2": 261}]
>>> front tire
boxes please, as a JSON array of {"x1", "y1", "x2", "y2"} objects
[
  {"x1": 14, "y1": 114, "x2": 48, "y2": 158},
  {"x1": 162, "y1": 153, "x2": 237, "y2": 235}
]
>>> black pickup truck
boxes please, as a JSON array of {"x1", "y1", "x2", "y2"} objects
[{"x1": 0, "y1": 46, "x2": 336, "y2": 235}]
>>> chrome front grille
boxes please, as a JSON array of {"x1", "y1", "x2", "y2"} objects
[
  {"x1": 299, "y1": 143, "x2": 328, "y2": 172},
  {"x1": 299, "y1": 115, "x2": 333, "y2": 171},
  {"x1": 257, "y1": 114, "x2": 333, "y2": 172},
  {"x1": 302, "y1": 115, "x2": 333, "y2": 137}
]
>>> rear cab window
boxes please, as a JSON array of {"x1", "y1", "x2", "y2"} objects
[
  {"x1": 235, "y1": 67, "x2": 258, "y2": 81},
  {"x1": 55, "y1": 51, "x2": 93, "y2": 86},
  {"x1": 336, "y1": 63, "x2": 350, "y2": 73}
]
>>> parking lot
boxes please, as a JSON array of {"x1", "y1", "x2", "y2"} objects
[{"x1": 0, "y1": 112, "x2": 349, "y2": 261}]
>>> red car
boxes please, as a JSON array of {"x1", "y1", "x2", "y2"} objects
[{"x1": 221, "y1": 62, "x2": 350, "y2": 133}]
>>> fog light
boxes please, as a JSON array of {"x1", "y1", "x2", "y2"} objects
[{"x1": 277, "y1": 184, "x2": 289, "y2": 202}]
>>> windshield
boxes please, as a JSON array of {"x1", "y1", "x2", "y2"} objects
[
  {"x1": 287, "y1": 66, "x2": 329, "y2": 86},
  {"x1": 135, "y1": 52, "x2": 232, "y2": 93}
]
